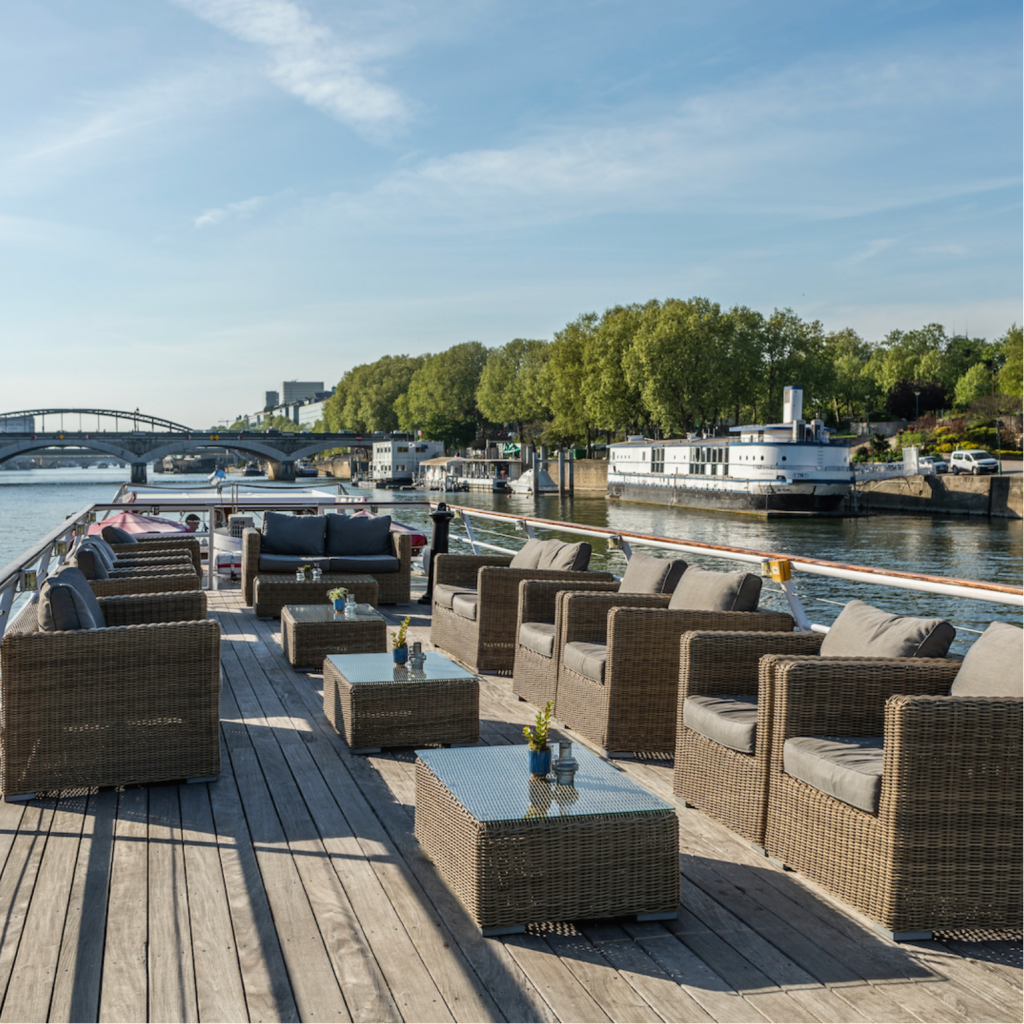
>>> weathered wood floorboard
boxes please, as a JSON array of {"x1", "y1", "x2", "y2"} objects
[{"x1": 0, "y1": 582, "x2": 1016, "y2": 1024}]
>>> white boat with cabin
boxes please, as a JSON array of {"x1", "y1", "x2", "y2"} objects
[{"x1": 420, "y1": 456, "x2": 520, "y2": 492}]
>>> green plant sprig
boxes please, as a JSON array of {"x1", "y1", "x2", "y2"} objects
[
  {"x1": 391, "y1": 615, "x2": 410, "y2": 649},
  {"x1": 327, "y1": 587, "x2": 349, "y2": 601},
  {"x1": 523, "y1": 700, "x2": 553, "y2": 751}
]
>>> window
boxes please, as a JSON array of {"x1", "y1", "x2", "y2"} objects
[{"x1": 652, "y1": 447, "x2": 665, "y2": 474}]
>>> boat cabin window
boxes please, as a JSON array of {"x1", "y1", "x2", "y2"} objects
[{"x1": 651, "y1": 447, "x2": 665, "y2": 474}]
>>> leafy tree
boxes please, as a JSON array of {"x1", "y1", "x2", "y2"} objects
[
  {"x1": 587, "y1": 303, "x2": 653, "y2": 438},
  {"x1": 821, "y1": 328, "x2": 874, "y2": 422},
  {"x1": 886, "y1": 380, "x2": 948, "y2": 420},
  {"x1": 258, "y1": 414, "x2": 301, "y2": 433},
  {"x1": 954, "y1": 363, "x2": 992, "y2": 408},
  {"x1": 721, "y1": 306, "x2": 765, "y2": 425},
  {"x1": 544, "y1": 313, "x2": 598, "y2": 448},
  {"x1": 753, "y1": 308, "x2": 824, "y2": 423},
  {"x1": 337, "y1": 355, "x2": 424, "y2": 433},
  {"x1": 998, "y1": 324, "x2": 1022, "y2": 398},
  {"x1": 400, "y1": 341, "x2": 490, "y2": 448},
  {"x1": 477, "y1": 339, "x2": 551, "y2": 443}
]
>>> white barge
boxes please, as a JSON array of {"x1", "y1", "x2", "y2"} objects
[
  {"x1": 419, "y1": 456, "x2": 520, "y2": 492},
  {"x1": 607, "y1": 387, "x2": 853, "y2": 515}
]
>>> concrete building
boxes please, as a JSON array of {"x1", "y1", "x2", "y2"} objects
[
  {"x1": 281, "y1": 381, "x2": 324, "y2": 404},
  {"x1": 0, "y1": 414, "x2": 35, "y2": 433}
]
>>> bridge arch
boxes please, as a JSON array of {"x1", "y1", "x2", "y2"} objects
[
  {"x1": 0, "y1": 437, "x2": 138, "y2": 464},
  {"x1": 0, "y1": 408, "x2": 194, "y2": 432}
]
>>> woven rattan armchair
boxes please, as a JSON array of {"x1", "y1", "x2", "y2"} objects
[
  {"x1": 107, "y1": 536, "x2": 202, "y2": 573},
  {"x1": 87, "y1": 566, "x2": 201, "y2": 597},
  {"x1": 511, "y1": 579, "x2": 621, "y2": 706},
  {"x1": 672, "y1": 629, "x2": 825, "y2": 846},
  {"x1": 242, "y1": 528, "x2": 411, "y2": 605},
  {"x1": 554, "y1": 590, "x2": 795, "y2": 756},
  {"x1": 430, "y1": 554, "x2": 613, "y2": 674},
  {"x1": 0, "y1": 589, "x2": 219, "y2": 798},
  {"x1": 763, "y1": 655, "x2": 1021, "y2": 939}
]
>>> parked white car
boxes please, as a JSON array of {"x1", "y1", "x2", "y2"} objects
[
  {"x1": 949, "y1": 449, "x2": 998, "y2": 475},
  {"x1": 919, "y1": 455, "x2": 948, "y2": 474}
]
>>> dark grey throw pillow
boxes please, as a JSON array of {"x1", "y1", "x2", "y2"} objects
[
  {"x1": 326, "y1": 514, "x2": 392, "y2": 556},
  {"x1": 37, "y1": 566, "x2": 106, "y2": 631},
  {"x1": 950, "y1": 621, "x2": 1023, "y2": 697},
  {"x1": 261, "y1": 511, "x2": 327, "y2": 556},
  {"x1": 69, "y1": 546, "x2": 109, "y2": 580},
  {"x1": 619, "y1": 553, "x2": 688, "y2": 594},
  {"x1": 509, "y1": 537, "x2": 545, "y2": 569},
  {"x1": 82, "y1": 538, "x2": 116, "y2": 570},
  {"x1": 820, "y1": 599, "x2": 955, "y2": 659},
  {"x1": 102, "y1": 525, "x2": 137, "y2": 545},
  {"x1": 536, "y1": 540, "x2": 591, "y2": 572},
  {"x1": 668, "y1": 565, "x2": 762, "y2": 612}
]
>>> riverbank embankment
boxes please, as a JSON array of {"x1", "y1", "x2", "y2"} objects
[{"x1": 856, "y1": 472, "x2": 1022, "y2": 518}]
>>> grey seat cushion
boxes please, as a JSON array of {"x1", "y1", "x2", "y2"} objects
[
  {"x1": 950, "y1": 621, "x2": 1023, "y2": 697},
  {"x1": 537, "y1": 540, "x2": 591, "y2": 572},
  {"x1": 257, "y1": 554, "x2": 333, "y2": 573},
  {"x1": 328, "y1": 555, "x2": 400, "y2": 574},
  {"x1": 783, "y1": 736, "x2": 885, "y2": 813},
  {"x1": 619, "y1": 553, "x2": 687, "y2": 595},
  {"x1": 434, "y1": 583, "x2": 477, "y2": 611},
  {"x1": 38, "y1": 566, "x2": 107, "y2": 632},
  {"x1": 452, "y1": 593, "x2": 479, "y2": 621},
  {"x1": 262, "y1": 512, "x2": 327, "y2": 557},
  {"x1": 563, "y1": 641, "x2": 607, "y2": 683},
  {"x1": 820, "y1": 599, "x2": 955, "y2": 659},
  {"x1": 669, "y1": 566, "x2": 762, "y2": 612},
  {"x1": 509, "y1": 537, "x2": 546, "y2": 569},
  {"x1": 102, "y1": 525, "x2": 137, "y2": 545},
  {"x1": 519, "y1": 621, "x2": 556, "y2": 659},
  {"x1": 70, "y1": 546, "x2": 109, "y2": 580},
  {"x1": 326, "y1": 514, "x2": 392, "y2": 556},
  {"x1": 683, "y1": 695, "x2": 759, "y2": 754}
]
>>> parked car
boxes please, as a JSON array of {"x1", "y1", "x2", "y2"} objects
[
  {"x1": 919, "y1": 455, "x2": 948, "y2": 474},
  {"x1": 949, "y1": 449, "x2": 998, "y2": 475}
]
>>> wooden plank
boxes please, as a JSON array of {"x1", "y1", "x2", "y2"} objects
[
  {"x1": 147, "y1": 786, "x2": 199, "y2": 1024},
  {"x1": 578, "y1": 925, "x2": 715, "y2": 1024},
  {"x1": 100, "y1": 787, "x2": 149, "y2": 1024},
  {"x1": 49, "y1": 789, "x2": 118, "y2": 1024},
  {"x1": 0, "y1": 796, "x2": 83, "y2": 1023},
  {"x1": 177, "y1": 782, "x2": 250, "y2": 1023},
  {"x1": 207, "y1": 765, "x2": 301, "y2": 1023}
]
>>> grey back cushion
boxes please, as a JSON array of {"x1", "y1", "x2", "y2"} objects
[
  {"x1": 262, "y1": 511, "x2": 327, "y2": 556},
  {"x1": 326, "y1": 514, "x2": 392, "y2": 556},
  {"x1": 69, "y1": 546, "x2": 109, "y2": 581},
  {"x1": 537, "y1": 540, "x2": 591, "y2": 572},
  {"x1": 619, "y1": 553, "x2": 688, "y2": 595},
  {"x1": 102, "y1": 525, "x2": 137, "y2": 545},
  {"x1": 950, "y1": 621, "x2": 1023, "y2": 697},
  {"x1": 82, "y1": 539, "x2": 116, "y2": 570},
  {"x1": 668, "y1": 565, "x2": 762, "y2": 612},
  {"x1": 509, "y1": 537, "x2": 545, "y2": 569},
  {"x1": 37, "y1": 566, "x2": 106, "y2": 631},
  {"x1": 821, "y1": 599, "x2": 955, "y2": 659}
]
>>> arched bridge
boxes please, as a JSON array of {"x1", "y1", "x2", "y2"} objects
[{"x1": 0, "y1": 409, "x2": 403, "y2": 482}]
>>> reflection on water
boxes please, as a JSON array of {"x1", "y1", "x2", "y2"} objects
[{"x1": 1, "y1": 468, "x2": 1019, "y2": 647}]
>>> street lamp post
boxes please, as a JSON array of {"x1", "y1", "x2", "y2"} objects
[{"x1": 913, "y1": 388, "x2": 921, "y2": 425}]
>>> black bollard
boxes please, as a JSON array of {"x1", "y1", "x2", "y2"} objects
[{"x1": 419, "y1": 502, "x2": 455, "y2": 604}]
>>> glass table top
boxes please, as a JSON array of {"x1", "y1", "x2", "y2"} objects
[
  {"x1": 285, "y1": 604, "x2": 383, "y2": 623},
  {"x1": 416, "y1": 745, "x2": 675, "y2": 823},
  {"x1": 326, "y1": 651, "x2": 476, "y2": 685}
]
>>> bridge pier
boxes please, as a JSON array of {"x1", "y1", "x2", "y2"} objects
[
  {"x1": 130, "y1": 462, "x2": 148, "y2": 484},
  {"x1": 267, "y1": 460, "x2": 295, "y2": 482}
]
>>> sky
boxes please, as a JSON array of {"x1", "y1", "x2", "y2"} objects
[{"x1": 0, "y1": 0, "x2": 1020, "y2": 429}]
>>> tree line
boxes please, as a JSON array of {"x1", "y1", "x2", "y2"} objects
[{"x1": 255, "y1": 301, "x2": 1024, "y2": 448}]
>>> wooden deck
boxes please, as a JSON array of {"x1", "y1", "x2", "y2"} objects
[{"x1": 0, "y1": 582, "x2": 1019, "y2": 1023}]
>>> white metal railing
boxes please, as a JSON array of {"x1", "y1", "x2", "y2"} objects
[
  {"x1": 437, "y1": 503, "x2": 1024, "y2": 635},
  {"x1": 852, "y1": 461, "x2": 933, "y2": 478}
]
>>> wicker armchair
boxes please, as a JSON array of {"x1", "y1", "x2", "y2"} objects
[
  {"x1": 88, "y1": 567, "x2": 201, "y2": 598},
  {"x1": 762, "y1": 655, "x2": 1021, "y2": 938},
  {"x1": 0, "y1": 589, "x2": 219, "y2": 798},
  {"x1": 672, "y1": 629, "x2": 825, "y2": 845},
  {"x1": 511, "y1": 579, "x2": 621, "y2": 706},
  {"x1": 430, "y1": 554, "x2": 614, "y2": 674},
  {"x1": 554, "y1": 590, "x2": 795, "y2": 756},
  {"x1": 107, "y1": 536, "x2": 202, "y2": 573},
  {"x1": 242, "y1": 528, "x2": 411, "y2": 605}
]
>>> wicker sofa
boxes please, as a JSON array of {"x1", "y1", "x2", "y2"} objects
[
  {"x1": 763, "y1": 621, "x2": 1022, "y2": 939},
  {"x1": 0, "y1": 568, "x2": 219, "y2": 798},
  {"x1": 673, "y1": 599, "x2": 960, "y2": 848},
  {"x1": 431, "y1": 538, "x2": 614, "y2": 674},
  {"x1": 242, "y1": 512, "x2": 411, "y2": 606}
]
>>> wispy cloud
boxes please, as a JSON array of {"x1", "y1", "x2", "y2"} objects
[
  {"x1": 172, "y1": 0, "x2": 407, "y2": 132},
  {"x1": 194, "y1": 194, "x2": 269, "y2": 228}
]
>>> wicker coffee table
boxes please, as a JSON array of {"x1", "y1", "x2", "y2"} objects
[
  {"x1": 280, "y1": 604, "x2": 387, "y2": 670},
  {"x1": 415, "y1": 745, "x2": 679, "y2": 935},
  {"x1": 323, "y1": 652, "x2": 479, "y2": 754},
  {"x1": 253, "y1": 573, "x2": 378, "y2": 618}
]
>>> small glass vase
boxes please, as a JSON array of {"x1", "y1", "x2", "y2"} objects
[
  {"x1": 528, "y1": 747, "x2": 551, "y2": 778},
  {"x1": 311, "y1": 566, "x2": 322, "y2": 581},
  {"x1": 344, "y1": 595, "x2": 358, "y2": 618}
]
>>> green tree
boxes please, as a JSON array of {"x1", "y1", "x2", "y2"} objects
[
  {"x1": 874, "y1": 323, "x2": 947, "y2": 394},
  {"x1": 544, "y1": 313, "x2": 597, "y2": 448},
  {"x1": 340, "y1": 355, "x2": 424, "y2": 433},
  {"x1": 624, "y1": 297, "x2": 732, "y2": 434},
  {"x1": 400, "y1": 341, "x2": 490, "y2": 448},
  {"x1": 753, "y1": 308, "x2": 826, "y2": 423},
  {"x1": 822, "y1": 328, "x2": 874, "y2": 422},
  {"x1": 998, "y1": 324, "x2": 1023, "y2": 398},
  {"x1": 588, "y1": 302, "x2": 655, "y2": 437},
  {"x1": 954, "y1": 363, "x2": 992, "y2": 408},
  {"x1": 477, "y1": 339, "x2": 551, "y2": 444}
]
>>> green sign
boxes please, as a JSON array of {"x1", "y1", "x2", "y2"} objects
[{"x1": 502, "y1": 442, "x2": 521, "y2": 457}]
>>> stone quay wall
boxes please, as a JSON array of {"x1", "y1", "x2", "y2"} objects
[{"x1": 855, "y1": 474, "x2": 1022, "y2": 518}]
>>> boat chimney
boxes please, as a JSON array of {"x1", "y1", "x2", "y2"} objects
[{"x1": 783, "y1": 386, "x2": 803, "y2": 425}]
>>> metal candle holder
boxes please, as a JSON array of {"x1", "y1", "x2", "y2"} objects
[
  {"x1": 409, "y1": 640, "x2": 426, "y2": 671},
  {"x1": 552, "y1": 740, "x2": 578, "y2": 786}
]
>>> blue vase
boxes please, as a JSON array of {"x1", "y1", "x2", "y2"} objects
[
  {"x1": 333, "y1": 598, "x2": 345, "y2": 611},
  {"x1": 393, "y1": 647, "x2": 408, "y2": 664},
  {"x1": 528, "y1": 747, "x2": 551, "y2": 777}
]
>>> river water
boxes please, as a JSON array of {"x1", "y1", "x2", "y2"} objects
[{"x1": 1, "y1": 468, "x2": 1020, "y2": 650}]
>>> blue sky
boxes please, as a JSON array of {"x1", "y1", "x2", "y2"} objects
[{"x1": 0, "y1": 0, "x2": 1020, "y2": 428}]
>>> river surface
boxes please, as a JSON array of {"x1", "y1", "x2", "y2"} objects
[{"x1": 1, "y1": 467, "x2": 1020, "y2": 650}]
